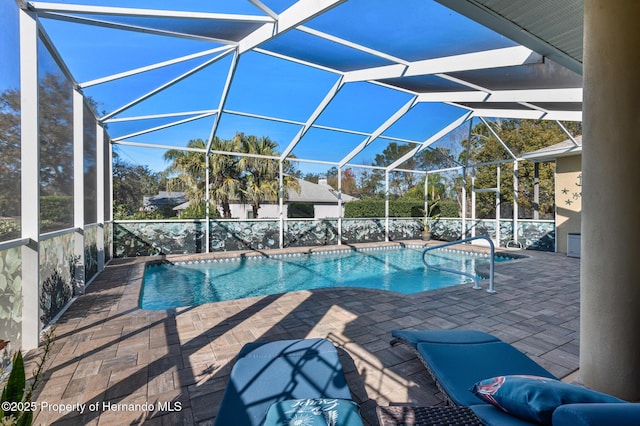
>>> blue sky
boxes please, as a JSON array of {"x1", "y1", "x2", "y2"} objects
[
  {"x1": 10, "y1": 0, "x2": 522, "y2": 175},
  {"x1": 0, "y1": 1, "x2": 20, "y2": 92}
]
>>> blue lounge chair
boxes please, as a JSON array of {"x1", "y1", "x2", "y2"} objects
[
  {"x1": 390, "y1": 329, "x2": 640, "y2": 425},
  {"x1": 214, "y1": 338, "x2": 363, "y2": 426}
]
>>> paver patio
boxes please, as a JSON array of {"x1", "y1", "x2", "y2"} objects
[{"x1": 27, "y1": 241, "x2": 581, "y2": 425}]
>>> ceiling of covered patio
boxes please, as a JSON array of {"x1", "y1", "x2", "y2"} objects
[{"x1": 30, "y1": 0, "x2": 583, "y2": 174}]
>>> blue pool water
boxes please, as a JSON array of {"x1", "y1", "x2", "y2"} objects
[{"x1": 140, "y1": 247, "x2": 514, "y2": 309}]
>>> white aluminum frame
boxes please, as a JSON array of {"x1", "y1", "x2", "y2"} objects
[
  {"x1": 20, "y1": 7, "x2": 41, "y2": 350},
  {"x1": 3, "y1": 0, "x2": 588, "y2": 354}
]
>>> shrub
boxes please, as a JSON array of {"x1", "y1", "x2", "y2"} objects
[
  {"x1": 344, "y1": 198, "x2": 460, "y2": 218},
  {"x1": 1, "y1": 328, "x2": 55, "y2": 426},
  {"x1": 0, "y1": 219, "x2": 20, "y2": 241},
  {"x1": 435, "y1": 200, "x2": 460, "y2": 217},
  {"x1": 40, "y1": 196, "x2": 73, "y2": 225},
  {"x1": 345, "y1": 199, "x2": 426, "y2": 218}
]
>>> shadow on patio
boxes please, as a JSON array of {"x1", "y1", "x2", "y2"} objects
[{"x1": 27, "y1": 247, "x2": 580, "y2": 425}]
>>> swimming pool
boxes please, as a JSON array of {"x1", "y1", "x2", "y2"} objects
[{"x1": 140, "y1": 246, "x2": 515, "y2": 309}]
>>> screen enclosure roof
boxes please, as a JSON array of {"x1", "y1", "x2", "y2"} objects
[{"x1": 27, "y1": 0, "x2": 584, "y2": 174}]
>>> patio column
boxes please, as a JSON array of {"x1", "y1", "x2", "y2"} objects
[
  {"x1": 96, "y1": 123, "x2": 105, "y2": 273},
  {"x1": 581, "y1": 0, "x2": 640, "y2": 400},
  {"x1": 20, "y1": 7, "x2": 41, "y2": 350},
  {"x1": 73, "y1": 89, "x2": 85, "y2": 294}
]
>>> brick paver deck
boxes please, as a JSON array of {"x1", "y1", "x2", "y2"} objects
[{"x1": 27, "y1": 241, "x2": 581, "y2": 425}]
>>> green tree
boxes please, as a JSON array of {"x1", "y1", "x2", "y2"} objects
[
  {"x1": 302, "y1": 173, "x2": 320, "y2": 184},
  {"x1": 209, "y1": 137, "x2": 242, "y2": 218},
  {"x1": 236, "y1": 133, "x2": 299, "y2": 218},
  {"x1": 325, "y1": 166, "x2": 339, "y2": 190},
  {"x1": 38, "y1": 73, "x2": 74, "y2": 198},
  {"x1": 374, "y1": 142, "x2": 416, "y2": 197},
  {"x1": 357, "y1": 169, "x2": 382, "y2": 198},
  {"x1": 0, "y1": 88, "x2": 21, "y2": 223},
  {"x1": 163, "y1": 133, "x2": 301, "y2": 219},
  {"x1": 164, "y1": 139, "x2": 208, "y2": 216},
  {"x1": 112, "y1": 152, "x2": 163, "y2": 217},
  {"x1": 461, "y1": 119, "x2": 582, "y2": 219},
  {"x1": 403, "y1": 173, "x2": 447, "y2": 202}
]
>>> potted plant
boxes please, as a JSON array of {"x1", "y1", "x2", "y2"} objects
[
  {"x1": 421, "y1": 220, "x2": 432, "y2": 240},
  {"x1": 421, "y1": 201, "x2": 440, "y2": 241}
]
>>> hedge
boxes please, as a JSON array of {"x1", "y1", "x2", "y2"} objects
[
  {"x1": 344, "y1": 200, "x2": 422, "y2": 218},
  {"x1": 40, "y1": 196, "x2": 73, "y2": 224},
  {"x1": 344, "y1": 198, "x2": 460, "y2": 218},
  {"x1": 435, "y1": 200, "x2": 460, "y2": 217}
]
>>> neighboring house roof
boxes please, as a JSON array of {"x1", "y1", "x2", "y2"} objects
[
  {"x1": 521, "y1": 135, "x2": 582, "y2": 162},
  {"x1": 173, "y1": 179, "x2": 356, "y2": 211},
  {"x1": 286, "y1": 179, "x2": 357, "y2": 204},
  {"x1": 143, "y1": 191, "x2": 187, "y2": 210},
  {"x1": 172, "y1": 200, "x2": 191, "y2": 211}
]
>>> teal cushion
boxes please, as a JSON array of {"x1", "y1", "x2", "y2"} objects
[
  {"x1": 417, "y1": 341, "x2": 556, "y2": 406},
  {"x1": 392, "y1": 329, "x2": 499, "y2": 349},
  {"x1": 263, "y1": 398, "x2": 363, "y2": 426},
  {"x1": 470, "y1": 375, "x2": 625, "y2": 425}
]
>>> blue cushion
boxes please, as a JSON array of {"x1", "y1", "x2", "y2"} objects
[
  {"x1": 263, "y1": 398, "x2": 363, "y2": 426},
  {"x1": 416, "y1": 341, "x2": 556, "y2": 406},
  {"x1": 392, "y1": 329, "x2": 499, "y2": 349},
  {"x1": 552, "y1": 403, "x2": 640, "y2": 426},
  {"x1": 237, "y1": 337, "x2": 340, "y2": 358},
  {"x1": 470, "y1": 375, "x2": 625, "y2": 424},
  {"x1": 214, "y1": 339, "x2": 353, "y2": 426}
]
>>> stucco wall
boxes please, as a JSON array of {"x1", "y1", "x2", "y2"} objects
[
  {"x1": 226, "y1": 203, "x2": 343, "y2": 219},
  {"x1": 555, "y1": 155, "x2": 582, "y2": 253}
]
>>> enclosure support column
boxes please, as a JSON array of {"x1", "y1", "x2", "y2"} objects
[
  {"x1": 278, "y1": 160, "x2": 284, "y2": 249},
  {"x1": 107, "y1": 131, "x2": 113, "y2": 256},
  {"x1": 462, "y1": 120, "x2": 472, "y2": 240},
  {"x1": 470, "y1": 173, "x2": 476, "y2": 239},
  {"x1": 205, "y1": 155, "x2": 210, "y2": 253},
  {"x1": 20, "y1": 8, "x2": 41, "y2": 350},
  {"x1": 533, "y1": 163, "x2": 539, "y2": 220},
  {"x1": 337, "y1": 166, "x2": 342, "y2": 245},
  {"x1": 384, "y1": 171, "x2": 389, "y2": 242},
  {"x1": 495, "y1": 164, "x2": 501, "y2": 247},
  {"x1": 461, "y1": 173, "x2": 467, "y2": 240},
  {"x1": 424, "y1": 174, "x2": 429, "y2": 237},
  {"x1": 96, "y1": 123, "x2": 105, "y2": 272},
  {"x1": 73, "y1": 89, "x2": 85, "y2": 295},
  {"x1": 581, "y1": 0, "x2": 640, "y2": 400},
  {"x1": 512, "y1": 161, "x2": 519, "y2": 247}
]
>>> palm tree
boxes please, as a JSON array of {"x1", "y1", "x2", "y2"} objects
[
  {"x1": 236, "y1": 133, "x2": 299, "y2": 218},
  {"x1": 164, "y1": 134, "x2": 300, "y2": 219},
  {"x1": 163, "y1": 139, "x2": 207, "y2": 200},
  {"x1": 163, "y1": 139, "x2": 208, "y2": 218},
  {"x1": 209, "y1": 137, "x2": 242, "y2": 218},
  {"x1": 165, "y1": 138, "x2": 245, "y2": 218}
]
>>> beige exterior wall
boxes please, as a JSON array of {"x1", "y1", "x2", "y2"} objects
[{"x1": 554, "y1": 155, "x2": 582, "y2": 253}]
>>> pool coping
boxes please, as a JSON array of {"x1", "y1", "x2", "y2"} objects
[
  {"x1": 115, "y1": 239, "x2": 529, "y2": 311},
  {"x1": 119, "y1": 239, "x2": 526, "y2": 265}
]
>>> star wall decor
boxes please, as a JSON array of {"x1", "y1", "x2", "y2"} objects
[{"x1": 562, "y1": 174, "x2": 582, "y2": 207}]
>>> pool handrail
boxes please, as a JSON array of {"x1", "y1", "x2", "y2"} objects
[{"x1": 422, "y1": 236, "x2": 496, "y2": 293}]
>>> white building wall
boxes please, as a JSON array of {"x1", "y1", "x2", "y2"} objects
[
  {"x1": 314, "y1": 204, "x2": 341, "y2": 219},
  {"x1": 224, "y1": 203, "x2": 284, "y2": 219},
  {"x1": 223, "y1": 203, "x2": 344, "y2": 219}
]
